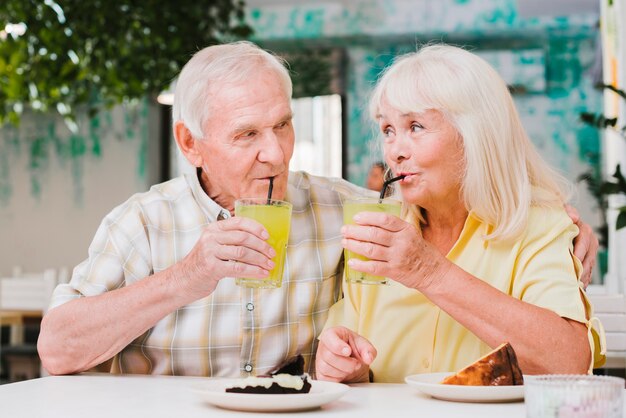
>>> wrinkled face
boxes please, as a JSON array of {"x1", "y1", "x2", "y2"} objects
[
  {"x1": 378, "y1": 100, "x2": 465, "y2": 210},
  {"x1": 193, "y1": 69, "x2": 295, "y2": 212}
]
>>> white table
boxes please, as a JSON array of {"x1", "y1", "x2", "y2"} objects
[{"x1": 0, "y1": 374, "x2": 535, "y2": 418}]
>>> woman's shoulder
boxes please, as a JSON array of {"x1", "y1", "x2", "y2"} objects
[
  {"x1": 527, "y1": 205, "x2": 572, "y2": 225},
  {"x1": 524, "y1": 205, "x2": 578, "y2": 242}
]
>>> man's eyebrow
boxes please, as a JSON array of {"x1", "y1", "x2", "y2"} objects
[
  {"x1": 230, "y1": 112, "x2": 294, "y2": 135},
  {"x1": 231, "y1": 123, "x2": 257, "y2": 134},
  {"x1": 278, "y1": 112, "x2": 294, "y2": 122}
]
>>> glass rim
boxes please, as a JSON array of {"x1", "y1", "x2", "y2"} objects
[
  {"x1": 525, "y1": 374, "x2": 625, "y2": 387},
  {"x1": 235, "y1": 197, "x2": 292, "y2": 206},
  {"x1": 345, "y1": 196, "x2": 402, "y2": 203}
]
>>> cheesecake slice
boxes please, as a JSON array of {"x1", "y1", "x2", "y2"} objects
[
  {"x1": 441, "y1": 342, "x2": 524, "y2": 386},
  {"x1": 225, "y1": 355, "x2": 312, "y2": 394}
]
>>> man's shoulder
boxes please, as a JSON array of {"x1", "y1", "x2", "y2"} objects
[
  {"x1": 106, "y1": 176, "x2": 194, "y2": 223},
  {"x1": 288, "y1": 171, "x2": 374, "y2": 199}
]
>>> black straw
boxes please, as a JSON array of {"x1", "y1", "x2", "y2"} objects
[
  {"x1": 267, "y1": 177, "x2": 274, "y2": 204},
  {"x1": 378, "y1": 175, "x2": 405, "y2": 202}
]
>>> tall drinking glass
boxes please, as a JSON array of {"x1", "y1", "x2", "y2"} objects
[
  {"x1": 343, "y1": 197, "x2": 401, "y2": 285},
  {"x1": 234, "y1": 198, "x2": 292, "y2": 289}
]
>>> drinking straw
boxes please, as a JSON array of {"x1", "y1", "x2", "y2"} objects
[
  {"x1": 379, "y1": 174, "x2": 405, "y2": 203},
  {"x1": 267, "y1": 177, "x2": 274, "y2": 204}
]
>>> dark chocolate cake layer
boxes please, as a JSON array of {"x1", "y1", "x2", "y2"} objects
[{"x1": 226, "y1": 379, "x2": 312, "y2": 394}]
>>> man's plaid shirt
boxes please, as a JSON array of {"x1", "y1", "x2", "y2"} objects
[{"x1": 50, "y1": 170, "x2": 371, "y2": 376}]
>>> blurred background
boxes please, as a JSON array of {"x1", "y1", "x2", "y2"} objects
[{"x1": 0, "y1": 0, "x2": 625, "y2": 382}]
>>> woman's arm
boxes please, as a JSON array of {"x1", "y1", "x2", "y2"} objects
[
  {"x1": 421, "y1": 263, "x2": 590, "y2": 374},
  {"x1": 341, "y1": 212, "x2": 590, "y2": 374}
]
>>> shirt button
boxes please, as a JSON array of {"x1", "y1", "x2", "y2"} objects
[
  {"x1": 244, "y1": 363, "x2": 253, "y2": 372},
  {"x1": 246, "y1": 302, "x2": 254, "y2": 311}
]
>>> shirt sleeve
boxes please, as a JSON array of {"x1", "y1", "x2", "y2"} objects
[{"x1": 48, "y1": 199, "x2": 152, "y2": 311}]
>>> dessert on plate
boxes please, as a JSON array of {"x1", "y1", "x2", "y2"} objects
[
  {"x1": 225, "y1": 355, "x2": 312, "y2": 394},
  {"x1": 441, "y1": 342, "x2": 524, "y2": 386}
]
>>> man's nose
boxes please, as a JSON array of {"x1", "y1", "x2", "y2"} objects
[{"x1": 258, "y1": 132, "x2": 285, "y2": 164}]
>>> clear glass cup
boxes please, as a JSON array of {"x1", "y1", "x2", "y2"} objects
[
  {"x1": 343, "y1": 197, "x2": 401, "y2": 285},
  {"x1": 234, "y1": 198, "x2": 292, "y2": 289},
  {"x1": 525, "y1": 374, "x2": 625, "y2": 418}
]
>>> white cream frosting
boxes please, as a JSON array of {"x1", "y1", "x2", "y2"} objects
[{"x1": 229, "y1": 373, "x2": 307, "y2": 390}]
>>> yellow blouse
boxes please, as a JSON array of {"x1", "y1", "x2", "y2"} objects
[{"x1": 325, "y1": 206, "x2": 604, "y2": 383}]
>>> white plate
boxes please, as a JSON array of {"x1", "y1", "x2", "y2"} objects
[
  {"x1": 405, "y1": 372, "x2": 524, "y2": 403},
  {"x1": 194, "y1": 378, "x2": 350, "y2": 412}
]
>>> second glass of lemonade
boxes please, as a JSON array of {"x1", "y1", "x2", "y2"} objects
[
  {"x1": 343, "y1": 197, "x2": 401, "y2": 285},
  {"x1": 234, "y1": 198, "x2": 292, "y2": 289}
]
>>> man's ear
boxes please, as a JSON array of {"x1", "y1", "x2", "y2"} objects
[{"x1": 174, "y1": 121, "x2": 203, "y2": 168}]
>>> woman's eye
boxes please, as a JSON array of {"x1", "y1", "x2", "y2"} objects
[
  {"x1": 382, "y1": 126, "x2": 394, "y2": 136},
  {"x1": 411, "y1": 123, "x2": 424, "y2": 132}
]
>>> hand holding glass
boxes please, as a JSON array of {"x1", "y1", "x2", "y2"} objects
[
  {"x1": 234, "y1": 198, "x2": 292, "y2": 288},
  {"x1": 343, "y1": 197, "x2": 401, "y2": 285}
]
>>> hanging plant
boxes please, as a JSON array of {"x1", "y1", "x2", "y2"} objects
[
  {"x1": 0, "y1": 0, "x2": 252, "y2": 126},
  {"x1": 578, "y1": 84, "x2": 626, "y2": 237}
]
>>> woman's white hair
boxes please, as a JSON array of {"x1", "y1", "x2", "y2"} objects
[
  {"x1": 370, "y1": 44, "x2": 571, "y2": 241},
  {"x1": 172, "y1": 41, "x2": 292, "y2": 139}
]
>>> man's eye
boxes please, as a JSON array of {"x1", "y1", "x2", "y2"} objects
[
  {"x1": 243, "y1": 131, "x2": 257, "y2": 138},
  {"x1": 276, "y1": 121, "x2": 289, "y2": 129}
]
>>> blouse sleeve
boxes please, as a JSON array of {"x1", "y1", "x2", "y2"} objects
[{"x1": 511, "y1": 207, "x2": 605, "y2": 370}]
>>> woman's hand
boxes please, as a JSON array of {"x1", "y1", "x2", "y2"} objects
[
  {"x1": 341, "y1": 212, "x2": 451, "y2": 291},
  {"x1": 315, "y1": 326, "x2": 376, "y2": 383}
]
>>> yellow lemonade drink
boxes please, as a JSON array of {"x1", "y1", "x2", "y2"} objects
[
  {"x1": 343, "y1": 198, "x2": 401, "y2": 285},
  {"x1": 235, "y1": 198, "x2": 292, "y2": 288}
]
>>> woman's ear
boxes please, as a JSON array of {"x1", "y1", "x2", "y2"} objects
[{"x1": 174, "y1": 121, "x2": 203, "y2": 167}]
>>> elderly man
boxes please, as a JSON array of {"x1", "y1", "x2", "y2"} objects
[{"x1": 38, "y1": 41, "x2": 599, "y2": 377}]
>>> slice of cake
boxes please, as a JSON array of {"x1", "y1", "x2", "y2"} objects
[
  {"x1": 225, "y1": 355, "x2": 312, "y2": 394},
  {"x1": 441, "y1": 342, "x2": 524, "y2": 386}
]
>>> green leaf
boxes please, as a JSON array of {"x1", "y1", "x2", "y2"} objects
[
  {"x1": 617, "y1": 208, "x2": 626, "y2": 230},
  {"x1": 613, "y1": 164, "x2": 626, "y2": 192},
  {"x1": 0, "y1": 0, "x2": 254, "y2": 124},
  {"x1": 579, "y1": 112, "x2": 618, "y2": 129}
]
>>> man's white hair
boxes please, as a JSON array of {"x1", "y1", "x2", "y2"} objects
[
  {"x1": 172, "y1": 41, "x2": 292, "y2": 139},
  {"x1": 370, "y1": 44, "x2": 571, "y2": 241}
]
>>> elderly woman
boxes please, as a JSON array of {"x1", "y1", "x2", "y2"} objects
[{"x1": 316, "y1": 44, "x2": 604, "y2": 383}]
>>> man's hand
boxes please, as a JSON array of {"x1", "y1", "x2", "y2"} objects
[
  {"x1": 176, "y1": 216, "x2": 276, "y2": 298},
  {"x1": 565, "y1": 205, "x2": 600, "y2": 288},
  {"x1": 316, "y1": 326, "x2": 377, "y2": 383}
]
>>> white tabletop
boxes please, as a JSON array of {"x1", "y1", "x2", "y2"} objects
[{"x1": 0, "y1": 374, "x2": 537, "y2": 418}]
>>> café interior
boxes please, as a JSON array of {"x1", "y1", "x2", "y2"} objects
[{"x1": 0, "y1": 0, "x2": 625, "y2": 416}]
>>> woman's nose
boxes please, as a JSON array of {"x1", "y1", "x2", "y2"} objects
[{"x1": 386, "y1": 136, "x2": 409, "y2": 163}]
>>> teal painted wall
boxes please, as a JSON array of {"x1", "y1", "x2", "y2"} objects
[
  {"x1": 247, "y1": 0, "x2": 600, "y2": 187},
  {"x1": 0, "y1": 103, "x2": 148, "y2": 206},
  {"x1": 0, "y1": 0, "x2": 603, "y2": 277},
  {"x1": 0, "y1": 103, "x2": 151, "y2": 275}
]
